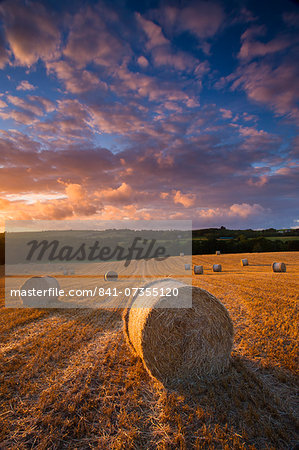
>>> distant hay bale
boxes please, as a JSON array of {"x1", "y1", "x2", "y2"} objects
[
  {"x1": 20, "y1": 276, "x2": 55, "y2": 307},
  {"x1": 241, "y1": 258, "x2": 248, "y2": 266},
  {"x1": 184, "y1": 264, "x2": 191, "y2": 270},
  {"x1": 272, "y1": 262, "x2": 286, "y2": 273},
  {"x1": 104, "y1": 270, "x2": 118, "y2": 281},
  {"x1": 213, "y1": 264, "x2": 222, "y2": 272},
  {"x1": 216, "y1": 250, "x2": 221, "y2": 255},
  {"x1": 180, "y1": 252, "x2": 184, "y2": 257},
  {"x1": 194, "y1": 265, "x2": 203, "y2": 274},
  {"x1": 123, "y1": 279, "x2": 234, "y2": 385}
]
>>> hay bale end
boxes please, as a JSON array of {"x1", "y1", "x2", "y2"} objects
[
  {"x1": 194, "y1": 265, "x2": 203, "y2": 274},
  {"x1": 104, "y1": 270, "x2": 118, "y2": 281},
  {"x1": 123, "y1": 279, "x2": 234, "y2": 385},
  {"x1": 213, "y1": 264, "x2": 222, "y2": 272},
  {"x1": 272, "y1": 262, "x2": 286, "y2": 272}
]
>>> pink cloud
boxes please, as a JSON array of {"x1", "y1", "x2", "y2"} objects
[
  {"x1": 46, "y1": 61, "x2": 107, "y2": 94},
  {"x1": 95, "y1": 182, "x2": 133, "y2": 203},
  {"x1": 0, "y1": 109, "x2": 37, "y2": 125},
  {"x1": 27, "y1": 95, "x2": 55, "y2": 113},
  {"x1": 248, "y1": 175, "x2": 268, "y2": 187},
  {"x1": 136, "y1": 13, "x2": 196, "y2": 71},
  {"x1": 238, "y1": 125, "x2": 268, "y2": 137},
  {"x1": 63, "y1": 6, "x2": 124, "y2": 69},
  {"x1": 137, "y1": 56, "x2": 149, "y2": 68},
  {"x1": 0, "y1": 0, "x2": 61, "y2": 66},
  {"x1": 173, "y1": 190, "x2": 196, "y2": 208},
  {"x1": 198, "y1": 203, "x2": 265, "y2": 219},
  {"x1": 274, "y1": 164, "x2": 299, "y2": 176},
  {"x1": 89, "y1": 103, "x2": 148, "y2": 135},
  {"x1": 151, "y1": 46, "x2": 196, "y2": 71},
  {"x1": 0, "y1": 94, "x2": 57, "y2": 125},
  {"x1": 136, "y1": 13, "x2": 169, "y2": 49},
  {"x1": 115, "y1": 63, "x2": 193, "y2": 103},
  {"x1": 16, "y1": 80, "x2": 36, "y2": 91},
  {"x1": 6, "y1": 95, "x2": 44, "y2": 116},
  {"x1": 229, "y1": 203, "x2": 265, "y2": 218},
  {"x1": 158, "y1": 2, "x2": 224, "y2": 40},
  {"x1": 238, "y1": 25, "x2": 292, "y2": 61},
  {"x1": 220, "y1": 108, "x2": 232, "y2": 119},
  {"x1": 231, "y1": 61, "x2": 299, "y2": 121},
  {"x1": 0, "y1": 99, "x2": 8, "y2": 108},
  {"x1": 59, "y1": 181, "x2": 99, "y2": 216}
]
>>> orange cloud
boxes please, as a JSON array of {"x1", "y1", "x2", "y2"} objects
[
  {"x1": 173, "y1": 190, "x2": 196, "y2": 208},
  {"x1": 95, "y1": 182, "x2": 133, "y2": 203}
]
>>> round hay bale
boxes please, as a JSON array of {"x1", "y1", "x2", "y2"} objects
[
  {"x1": 20, "y1": 276, "x2": 51, "y2": 307},
  {"x1": 241, "y1": 258, "x2": 248, "y2": 266},
  {"x1": 104, "y1": 270, "x2": 118, "y2": 281},
  {"x1": 213, "y1": 264, "x2": 222, "y2": 272},
  {"x1": 184, "y1": 264, "x2": 191, "y2": 270},
  {"x1": 272, "y1": 262, "x2": 286, "y2": 272},
  {"x1": 216, "y1": 250, "x2": 221, "y2": 255},
  {"x1": 123, "y1": 279, "x2": 233, "y2": 385},
  {"x1": 194, "y1": 265, "x2": 203, "y2": 274}
]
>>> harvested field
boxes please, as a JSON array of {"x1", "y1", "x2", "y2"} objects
[{"x1": 0, "y1": 252, "x2": 298, "y2": 449}]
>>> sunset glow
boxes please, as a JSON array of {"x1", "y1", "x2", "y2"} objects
[{"x1": 0, "y1": 0, "x2": 298, "y2": 230}]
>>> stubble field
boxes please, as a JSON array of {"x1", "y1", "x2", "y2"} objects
[{"x1": 0, "y1": 252, "x2": 298, "y2": 449}]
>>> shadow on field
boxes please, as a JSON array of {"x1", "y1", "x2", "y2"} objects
[
  {"x1": 1, "y1": 324, "x2": 298, "y2": 449},
  {"x1": 160, "y1": 355, "x2": 298, "y2": 449}
]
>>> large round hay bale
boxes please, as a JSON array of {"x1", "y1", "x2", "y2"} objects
[
  {"x1": 123, "y1": 279, "x2": 233, "y2": 385},
  {"x1": 213, "y1": 264, "x2": 222, "y2": 272},
  {"x1": 20, "y1": 276, "x2": 52, "y2": 307},
  {"x1": 241, "y1": 258, "x2": 248, "y2": 266},
  {"x1": 272, "y1": 262, "x2": 286, "y2": 272},
  {"x1": 194, "y1": 265, "x2": 203, "y2": 274},
  {"x1": 104, "y1": 270, "x2": 118, "y2": 281}
]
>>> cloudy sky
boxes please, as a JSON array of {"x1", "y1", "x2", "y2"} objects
[{"x1": 0, "y1": 0, "x2": 298, "y2": 230}]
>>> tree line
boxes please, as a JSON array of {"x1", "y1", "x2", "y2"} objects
[{"x1": 0, "y1": 227, "x2": 298, "y2": 265}]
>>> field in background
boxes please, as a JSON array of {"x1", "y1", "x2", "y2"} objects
[{"x1": 0, "y1": 252, "x2": 298, "y2": 449}]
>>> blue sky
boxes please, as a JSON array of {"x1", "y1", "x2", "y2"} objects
[{"x1": 0, "y1": 0, "x2": 298, "y2": 229}]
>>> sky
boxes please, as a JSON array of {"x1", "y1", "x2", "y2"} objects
[{"x1": 0, "y1": 0, "x2": 298, "y2": 231}]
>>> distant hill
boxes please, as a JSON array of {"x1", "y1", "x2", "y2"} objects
[
  {"x1": 192, "y1": 227, "x2": 299, "y2": 254},
  {"x1": 0, "y1": 227, "x2": 298, "y2": 264}
]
